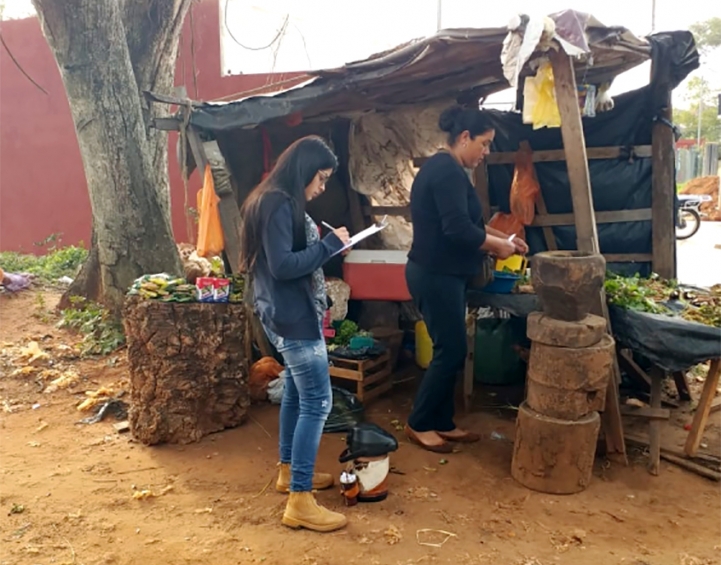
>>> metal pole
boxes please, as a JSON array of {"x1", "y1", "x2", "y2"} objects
[
  {"x1": 436, "y1": 0, "x2": 442, "y2": 31},
  {"x1": 697, "y1": 98, "x2": 703, "y2": 148},
  {"x1": 651, "y1": 0, "x2": 656, "y2": 33}
]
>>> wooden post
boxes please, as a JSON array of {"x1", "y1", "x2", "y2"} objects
[
  {"x1": 202, "y1": 139, "x2": 243, "y2": 272},
  {"x1": 684, "y1": 359, "x2": 721, "y2": 456},
  {"x1": 548, "y1": 49, "x2": 598, "y2": 254},
  {"x1": 650, "y1": 63, "x2": 676, "y2": 279},
  {"x1": 185, "y1": 127, "x2": 272, "y2": 359},
  {"x1": 549, "y1": 47, "x2": 628, "y2": 465},
  {"x1": 647, "y1": 371, "x2": 663, "y2": 475}
]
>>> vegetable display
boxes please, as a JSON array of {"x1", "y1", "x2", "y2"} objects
[{"x1": 604, "y1": 273, "x2": 721, "y2": 327}]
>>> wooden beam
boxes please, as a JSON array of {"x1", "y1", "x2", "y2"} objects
[
  {"x1": 532, "y1": 208, "x2": 652, "y2": 227},
  {"x1": 363, "y1": 205, "x2": 411, "y2": 219},
  {"x1": 202, "y1": 139, "x2": 242, "y2": 273},
  {"x1": 647, "y1": 372, "x2": 664, "y2": 475},
  {"x1": 620, "y1": 406, "x2": 671, "y2": 420},
  {"x1": 650, "y1": 65, "x2": 676, "y2": 279},
  {"x1": 534, "y1": 187, "x2": 558, "y2": 251},
  {"x1": 603, "y1": 253, "x2": 653, "y2": 263},
  {"x1": 550, "y1": 46, "x2": 626, "y2": 464},
  {"x1": 473, "y1": 161, "x2": 492, "y2": 223},
  {"x1": 152, "y1": 117, "x2": 182, "y2": 131},
  {"x1": 684, "y1": 359, "x2": 721, "y2": 457},
  {"x1": 550, "y1": 48, "x2": 597, "y2": 253},
  {"x1": 412, "y1": 145, "x2": 652, "y2": 168},
  {"x1": 672, "y1": 371, "x2": 694, "y2": 402},
  {"x1": 363, "y1": 206, "x2": 653, "y2": 229}
]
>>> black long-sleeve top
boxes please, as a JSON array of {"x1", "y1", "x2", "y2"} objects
[{"x1": 407, "y1": 152, "x2": 487, "y2": 277}]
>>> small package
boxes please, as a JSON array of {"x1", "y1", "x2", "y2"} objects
[
  {"x1": 213, "y1": 278, "x2": 231, "y2": 303},
  {"x1": 196, "y1": 277, "x2": 215, "y2": 302}
]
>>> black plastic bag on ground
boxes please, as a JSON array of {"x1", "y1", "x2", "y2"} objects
[{"x1": 323, "y1": 386, "x2": 364, "y2": 434}]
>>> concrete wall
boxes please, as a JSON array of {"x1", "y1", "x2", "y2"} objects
[{"x1": 0, "y1": 0, "x2": 301, "y2": 253}]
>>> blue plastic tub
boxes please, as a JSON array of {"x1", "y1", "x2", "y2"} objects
[{"x1": 483, "y1": 271, "x2": 520, "y2": 294}]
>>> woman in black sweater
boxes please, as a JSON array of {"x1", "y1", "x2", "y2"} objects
[{"x1": 405, "y1": 106, "x2": 529, "y2": 453}]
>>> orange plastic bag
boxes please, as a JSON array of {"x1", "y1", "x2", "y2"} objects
[
  {"x1": 196, "y1": 164, "x2": 224, "y2": 258},
  {"x1": 249, "y1": 356, "x2": 284, "y2": 402},
  {"x1": 509, "y1": 141, "x2": 540, "y2": 226},
  {"x1": 488, "y1": 212, "x2": 525, "y2": 240}
]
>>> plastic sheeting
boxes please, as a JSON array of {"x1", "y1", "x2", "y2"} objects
[
  {"x1": 482, "y1": 31, "x2": 698, "y2": 275},
  {"x1": 468, "y1": 290, "x2": 721, "y2": 373}
]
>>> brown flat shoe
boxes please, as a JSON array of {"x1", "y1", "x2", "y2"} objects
[
  {"x1": 437, "y1": 429, "x2": 480, "y2": 443},
  {"x1": 404, "y1": 425, "x2": 453, "y2": 454}
]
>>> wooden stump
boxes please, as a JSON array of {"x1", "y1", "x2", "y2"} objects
[
  {"x1": 123, "y1": 297, "x2": 250, "y2": 445},
  {"x1": 526, "y1": 334, "x2": 614, "y2": 419},
  {"x1": 511, "y1": 402, "x2": 600, "y2": 494},
  {"x1": 526, "y1": 312, "x2": 606, "y2": 348},
  {"x1": 531, "y1": 251, "x2": 606, "y2": 321}
]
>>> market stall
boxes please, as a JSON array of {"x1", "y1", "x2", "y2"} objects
[{"x1": 141, "y1": 11, "x2": 713, "y2": 483}]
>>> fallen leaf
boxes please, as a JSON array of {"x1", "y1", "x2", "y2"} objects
[
  {"x1": 9, "y1": 503, "x2": 25, "y2": 515},
  {"x1": 384, "y1": 525, "x2": 402, "y2": 545}
]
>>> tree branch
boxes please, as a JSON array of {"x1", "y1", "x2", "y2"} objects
[{"x1": 0, "y1": 32, "x2": 48, "y2": 94}]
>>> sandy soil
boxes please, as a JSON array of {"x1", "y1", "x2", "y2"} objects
[{"x1": 1, "y1": 291, "x2": 720, "y2": 565}]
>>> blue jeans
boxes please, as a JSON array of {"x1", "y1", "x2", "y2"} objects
[{"x1": 263, "y1": 324, "x2": 332, "y2": 492}]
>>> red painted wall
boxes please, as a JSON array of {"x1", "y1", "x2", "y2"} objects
[{"x1": 0, "y1": 0, "x2": 302, "y2": 253}]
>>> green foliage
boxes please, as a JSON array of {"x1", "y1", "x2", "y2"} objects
[
  {"x1": 0, "y1": 245, "x2": 87, "y2": 284},
  {"x1": 675, "y1": 77, "x2": 720, "y2": 142},
  {"x1": 604, "y1": 273, "x2": 672, "y2": 315},
  {"x1": 59, "y1": 297, "x2": 125, "y2": 356},
  {"x1": 675, "y1": 104, "x2": 721, "y2": 142},
  {"x1": 690, "y1": 17, "x2": 721, "y2": 53},
  {"x1": 333, "y1": 320, "x2": 360, "y2": 346}
]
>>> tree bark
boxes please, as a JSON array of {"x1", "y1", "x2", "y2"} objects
[
  {"x1": 33, "y1": 0, "x2": 187, "y2": 314},
  {"x1": 120, "y1": 0, "x2": 193, "y2": 215},
  {"x1": 33, "y1": 0, "x2": 189, "y2": 314}
]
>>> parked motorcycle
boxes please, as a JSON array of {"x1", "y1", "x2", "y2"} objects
[{"x1": 676, "y1": 194, "x2": 712, "y2": 240}]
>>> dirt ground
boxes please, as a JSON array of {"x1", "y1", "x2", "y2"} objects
[
  {"x1": 682, "y1": 176, "x2": 720, "y2": 222},
  {"x1": 1, "y1": 291, "x2": 720, "y2": 565}
]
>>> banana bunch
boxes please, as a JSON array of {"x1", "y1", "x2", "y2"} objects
[
  {"x1": 229, "y1": 275, "x2": 245, "y2": 304},
  {"x1": 128, "y1": 274, "x2": 196, "y2": 303}
]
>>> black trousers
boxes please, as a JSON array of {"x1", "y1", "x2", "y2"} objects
[{"x1": 406, "y1": 259, "x2": 468, "y2": 432}]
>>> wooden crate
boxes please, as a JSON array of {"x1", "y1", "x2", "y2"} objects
[{"x1": 329, "y1": 352, "x2": 392, "y2": 403}]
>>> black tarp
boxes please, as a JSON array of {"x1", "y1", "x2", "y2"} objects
[
  {"x1": 480, "y1": 32, "x2": 698, "y2": 277},
  {"x1": 468, "y1": 290, "x2": 721, "y2": 373}
]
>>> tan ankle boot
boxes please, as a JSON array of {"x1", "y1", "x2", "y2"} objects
[
  {"x1": 275, "y1": 463, "x2": 334, "y2": 493},
  {"x1": 282, "y1": 491, "x2": 347, "y2": 532}
]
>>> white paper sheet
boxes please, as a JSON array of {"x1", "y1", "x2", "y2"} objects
[{"x1": 332, "y1": 216, "x2": 389, "y2": 256}]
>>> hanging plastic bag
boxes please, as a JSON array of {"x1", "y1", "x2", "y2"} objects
[
  {"x1": 522, "y1": 61, "x2": 561, "y2": 129},
  {"x1": 509, "y1": 141, "x2": 541, "y2": 225},
  {"x1": 488, "y1": 211, "x2": 525, "y2": 240},
  {"x1": 196, "y1": 164, "x2": 224, "y2": 258}
]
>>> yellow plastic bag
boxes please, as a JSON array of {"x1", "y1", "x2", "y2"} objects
[
  {"x1": 196, "y1": 165, "x2": 225, "y2": 258},
  {"x1": 523, "y1": 61, "x2": 561, "y2": 130}
]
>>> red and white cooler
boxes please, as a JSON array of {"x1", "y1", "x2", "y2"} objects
[{"x1": 342, "y1": 250, "x2": 411, "y2": 302}]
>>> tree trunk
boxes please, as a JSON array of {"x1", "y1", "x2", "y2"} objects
[
  {"x1": 32, "y1": 0, "x2": 189, "y2": 314},
  {"x1": 121, "y1": 0, "x2": 193, "y2": 215},
  {"x1": 123, "y1": 297, "x2": 250, "y2": 445}
]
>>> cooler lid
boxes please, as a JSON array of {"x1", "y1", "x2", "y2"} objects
[{"x1": 343, "y1": 250, "x2": 408, "y2": 264}]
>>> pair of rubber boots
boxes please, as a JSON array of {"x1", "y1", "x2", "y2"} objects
[{"x1": 275, "y1": 463, "x2": 346, "y2": 532}]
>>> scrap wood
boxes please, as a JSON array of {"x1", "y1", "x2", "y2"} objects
[
  {"x1": 416, "y1": 528, "x2": 457, "y2": 548},
  {"x1": 659, "y1": 453, "x2": 720, "y2": 482},
  {"x1": 625, "y1": 434, "x2": 721, "y2": 480}
]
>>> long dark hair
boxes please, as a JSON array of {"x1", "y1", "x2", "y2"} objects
[{"x1": 239, "y1": 135, "x2": 338, "y2": 272}]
